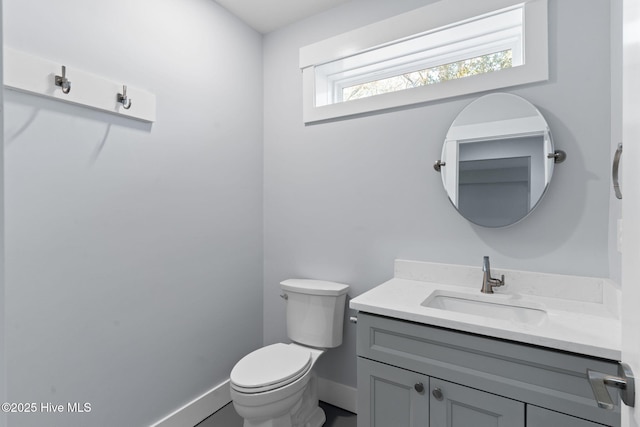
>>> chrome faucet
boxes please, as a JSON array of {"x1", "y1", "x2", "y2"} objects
[{"x1": 481, "y1": 256, "x2": 504, "y2": 294}]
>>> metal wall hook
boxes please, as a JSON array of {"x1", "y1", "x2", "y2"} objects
[
  {"x1": 117, "y1": 85, "x2": 132, "y2": 109},
  {"x1": 54, "y1": 65, "x2": 71, "y2": 94},
  {"x1": 433, "y1": 160, "x2": 446, "y2": 172},
  {"x1": 547, "y1": 150, "x2": 567, "y2": 163}
]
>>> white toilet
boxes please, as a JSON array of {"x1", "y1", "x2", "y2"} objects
[{"x1": 230, "y1": 279, "x2": 350, "y2": 427}]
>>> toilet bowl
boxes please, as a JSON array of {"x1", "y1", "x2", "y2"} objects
[
  {"x1": 231, "y1": 343, "x2": 325, "y2": 427},
  {"x1": 230, "y1": 279, "x2": 349, "y2": 427}
]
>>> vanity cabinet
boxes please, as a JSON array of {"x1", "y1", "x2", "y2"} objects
[{"x1": 356, "y1": 312, "x2": 620, "y2": 427}]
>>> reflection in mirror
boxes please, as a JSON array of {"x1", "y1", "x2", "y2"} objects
[{"x1": 440, "y1": 93, "x2": 559, "y2": 227}]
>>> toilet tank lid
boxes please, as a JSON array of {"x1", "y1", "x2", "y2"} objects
[{"x1": 280, "y1": 279, "x2": 349, "y2": 296}]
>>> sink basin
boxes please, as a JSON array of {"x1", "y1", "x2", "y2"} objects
[{"x1": 422, "y1": 291, "x2": 547, "y2": 324}]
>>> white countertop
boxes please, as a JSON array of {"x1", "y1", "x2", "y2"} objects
[{"x1": 350, "y1": 260, "x2": 622, "y2": 361}]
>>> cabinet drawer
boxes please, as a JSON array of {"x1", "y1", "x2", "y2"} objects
[
  {"x1": 356, "y1": 312, "x2": 620, "y2": 426},
  {"x1": 527, "y1": 405, "x2": 611, "y2": 426}
]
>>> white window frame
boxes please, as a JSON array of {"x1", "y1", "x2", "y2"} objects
[{"x1": 299, "y1": 0, "x2": 548, "y2": 124}]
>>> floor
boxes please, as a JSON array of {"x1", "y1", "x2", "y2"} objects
[{"x1": 196, "y1": 401, "x2": 357, "y2": 427}]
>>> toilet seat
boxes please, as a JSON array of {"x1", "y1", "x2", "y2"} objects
[{"x1": 230, "y1": 343, "x2": 312, "y2": 394}]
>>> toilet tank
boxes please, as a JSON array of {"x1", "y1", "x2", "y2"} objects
[{"x1": 280, "y1": 279, "x2": 350, "y2": 348}]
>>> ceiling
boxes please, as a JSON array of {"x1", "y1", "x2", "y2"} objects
[{"x1": 215, "y1": 0, "x2": 351, "y2": 33}]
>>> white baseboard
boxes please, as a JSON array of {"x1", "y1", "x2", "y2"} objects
[
  {"x1": 317, "y1": 377, "x2": 358, "y2": 414},
  {"x1": 149, "y1": 376, "x2": 357, "y2": 427},
  {"x1": 149, "y1": 380, "x2": 231, "y2": 427}
]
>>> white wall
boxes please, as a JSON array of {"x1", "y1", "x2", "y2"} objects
[
  {"x1": 3, "y1": 1, "x2": 263, "y2": 426},
  {"x1": 0, "y1": 0, "x2": 5, "y2": 420},
  {"x1": 263, "y1": 0, "x2": 613, "y2": 389}
]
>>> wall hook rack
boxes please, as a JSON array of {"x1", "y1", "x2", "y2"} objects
[
  {"x1": 5, "y1": 48, "x2": 156, "y2": 122},
  {"x1": 54, "y1": 65, "x2": 71, "y2": 94},
  {"x1": 117, "y1": 85, "x2": 132, "y2": 109}
]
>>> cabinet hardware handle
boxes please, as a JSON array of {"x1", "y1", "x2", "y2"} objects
[
  {"x1": 587, "y1": 362, "x2": 635, "y2": 409},
  {"x1": 414, "y1": 383, "x2": 424, "y2": 393},
  {"x1": 432, "y1": 387, "x2": 444, "y2": 401},
  {"x1": 349, "y1": 316, "x2": 358, "y2": 324},
  {"x1": 613, "y1": 143, "x2": 622, "y2": 199}
]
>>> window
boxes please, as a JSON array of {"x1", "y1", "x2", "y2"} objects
[{"x1": 300, "y1": 0, "x2": 548, "y2": 124}]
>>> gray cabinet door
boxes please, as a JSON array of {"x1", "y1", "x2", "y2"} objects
[
  {"x1": 429, "y1": 377, "x2": 525, "y2": 427},
  {"x1": 527, "y1": 405, "x2": 609, "y2": 426},
  {"x1": 357, "y1": 357, "x2": 429, "y2": 427}
]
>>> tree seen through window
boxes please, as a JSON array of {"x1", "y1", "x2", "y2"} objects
[{"x1": 343, "y1": 50, "x2": 513, "y2": 102}]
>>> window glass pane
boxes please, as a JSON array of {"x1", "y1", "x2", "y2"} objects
[{"x1": 342, "y1": 50, "x2": 513, "y2": 102}]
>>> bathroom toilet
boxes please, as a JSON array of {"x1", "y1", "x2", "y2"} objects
[{"x1": 230, "y1": 279, "x2": 350, "y2": 427}]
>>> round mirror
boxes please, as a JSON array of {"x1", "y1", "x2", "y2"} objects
[{"x1": 439, "y1": 93, "x2": 559, "y2": 227}]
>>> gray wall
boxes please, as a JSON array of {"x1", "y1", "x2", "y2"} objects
[
  {"x1": 3, "y1": 0, "x2": 263, "y2": 426},
  {"x1": 263, "y1": 0, "x2": 613, "y2": 389}
]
